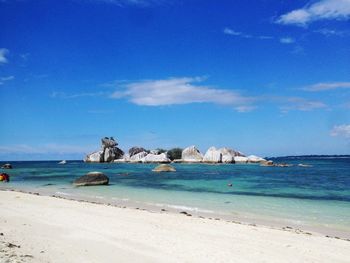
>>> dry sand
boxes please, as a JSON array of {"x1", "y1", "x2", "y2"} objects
[{"x1": 0, "y1": 190, "x2": 349, "y2": 263}]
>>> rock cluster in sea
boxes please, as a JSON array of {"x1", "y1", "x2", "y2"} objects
[{"x1": 84, "y1": 137, "x2": 268, "y2": 164}]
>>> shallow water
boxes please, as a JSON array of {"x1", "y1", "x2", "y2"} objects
[{"x1": 1, "y1": 158, "x2": 350, "y2": 237}]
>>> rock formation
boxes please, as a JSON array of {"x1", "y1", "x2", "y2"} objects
[
  {"x1": 73, "y1": 172, "x2": 109, "y2": 186},
  {"x1": 152, "y1": 164, "x2": 176, "y2": 172},
  {"x1": 129, "y1": 151, "x2": 148, "y2": 162},
  {"x1": 218, "y1": 148, "x2": 236, "y2": 163},
  {"x1": 234, "y1": 156, "x2": 249, "y2": 163},
  {"x1": 247, "y1": 155, "x2": 266, "y2": 163},
  {"x1": 84, "y1": 136, "x2": 271, "y2": 165},
  {"x1": 181, "y1": 146, "x2": 203, "y2": 162},
  {"x1": 203, "y1": 147, "x2": 222, "y2": 163},
  {"x1": 143, "y1": 153, "x2": 171, "y2": 163},
  {"x1": 129, "y1": 147, "x2": 147, "y2": 157},
  {"x1": 84, "y1": 151, "x2": 103, "y2": 163},
  {"x1": 85, "y1": 137, "x2": 124, "y2": 163}
]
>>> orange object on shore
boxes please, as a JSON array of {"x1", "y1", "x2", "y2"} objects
[{"x1": 0, "y1": 173, "x2": 10, "y2": 182}]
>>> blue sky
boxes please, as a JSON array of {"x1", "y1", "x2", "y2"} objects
[{"x1": 0, "y1": 0, "x2": 350, "y2": 160}]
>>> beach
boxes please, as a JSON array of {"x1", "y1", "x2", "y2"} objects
[{"x1": 1, "y1": 190, "x2": 350, "y2": 263}]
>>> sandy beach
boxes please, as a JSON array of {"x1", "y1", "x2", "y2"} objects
[{"x1": 0, "y1": 190, "x2": 349, "y2": 263}]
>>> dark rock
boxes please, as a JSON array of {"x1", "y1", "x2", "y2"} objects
[
  {"x1": 129, "y1": 147, "x2": 147, "y2": 157},
  {"x1": 101, "y1": 137, "x2": 117, "y2": 149},
  {"x1": 73, "y1": 172, "x2": 109, "y2": 186},
  {"x1": 104, "y1": 147, "x2": 124, "y2": 162},
  {"x1": 1, "y1": 163, "x2": 12, "y2": 169}
]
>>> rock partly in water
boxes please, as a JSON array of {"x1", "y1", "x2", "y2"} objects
[
  {"x1": 203, "y1": 147, "x2": 222, "y2": 163},
  {"x1": 85, "y1": 137, "x2": 124, "y2": 163},
  {"x1": 182, "y1": 146, "x2": 203, "y2": 163},
  {"x1": 114, "y1": 154, "x2": 130, "y2": 163},
  {"x1": 218, "y1": 148, "x2": 237, "y2": 163},
  {"x1": 234, "y1": 156, "x2": 249, "y2": 163},
  {"x1": 104, "y1": 147, "x2": 124, "y2": 163},
  {"x1": 129, "y1": 151, "x2": 148, "y2": 163},
  {"x1": 129, "y1": 147, "x2": 147, "y2": 157},
  {"x1": 152, "y1": 164, "x2": 176, "y2": 172},
  {"x1": 260, "y1": 160, "x2": 274, "y2": 166},
  {"x1": 73, "y1": 172, "x2": 109, "y2": 186},
  {"x1": 247, "y1": 155, "x2": 266, "y2": 163},
  {"x1": 143, "y1": 153, "x2": 171, "y2": 163},
  {"x1": 1, "y1": 163, "x2": 12, "y2": 169},
  {"x1": 84, "y1": 151, "x2": 103, "y2": 163}
]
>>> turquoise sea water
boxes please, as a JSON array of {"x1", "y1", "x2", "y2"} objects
[{"x1": 1, "y1": 157, "x2": 350, "y2": 237}]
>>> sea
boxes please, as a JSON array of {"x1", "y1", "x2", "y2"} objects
[{"x1": 1, "y1": 157, "x2": 350, "y2": 238}]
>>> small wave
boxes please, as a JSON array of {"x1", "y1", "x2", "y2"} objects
[
  {"x1": 55, "y1": 191, "x2": 72, "y2": 196},
  {"x1": 149, "y1": 202, "x2": 214, "y2": 213}
]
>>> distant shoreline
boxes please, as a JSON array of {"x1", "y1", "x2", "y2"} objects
[{"x1": 1, "y1": 155, "x2": 350, "y2": 162}]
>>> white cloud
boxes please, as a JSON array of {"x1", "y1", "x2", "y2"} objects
[
  {"x1": 279, "y1": 97, "x2": 327, "y2": 112},
  {"x1": 223, "y1": 28, "x2": 243, "y2": 36},
  {"x1": 0, "y1": 75, "x2": 14, "y2": 85},
  {"x1": 276, "y1": 0, "x2": 350, "y2": 26},
  {"x1": 51, "y1": 91, "x2": 107, "y2": 99},
  {"x1": 110, "y1": 77, "x2": 255, "y2": 112},
  {"x1": 280, "y1": 37, "x2": 295, "y2": 44},
  {"x1": 315, "y1": 28, "x2": 349, "y2": 36},
  {"x1": 223, "y1": 27, "x2": 272, "y2": 40},
  {"x1": 0, "y1": 48, "x2": 9, "y2": 64},
  {"x1": 330, "y1": 124, "x2": 350, "y2": 138},
  {"x1": 303, "y1": 82, "x2": 350, "y2": 91}
]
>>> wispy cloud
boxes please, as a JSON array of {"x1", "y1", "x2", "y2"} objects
[
  {"x1": 276, "y1": 0, "x2": 350, "y2": 26},
  {"x1": 0, "y1": 75, "x2": 14, "y2": 85},
  {"x1": 280, "y1": 37, "x2": 295, "y2": 44},
  {"x1": 303, "y1": 82, "x2": 350, "y2": 91},
  {"x1": 20, "y1": 53, "x2": 30, "y2": 60},
  {"x1": 223, "y1": 27, "x2": 272, "y2": 40},
  {"x1": 51, "y1": 91, "x2": 107, "y2": 99},
  {"x1": 330, "y1": 124, "x2": 350, "y2": 138},
  {"x1": 275, "y1": 97, "x2": 327, "y2": 112},
  {"x1": 0, "y1": 48, "x2": 9, "y2": 64},
  {"x1": 110, "y1": 77, "x2": 255, "y2": 112},
  {"x1": 314, "y1": 28, "x2": 349, "y2": 36}
]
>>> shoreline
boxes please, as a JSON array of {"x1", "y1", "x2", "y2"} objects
[
  {"x1": 2, "y1": 188, "x2": 350, "y2": 241},
  {"x1": 1, "y1": 190, "x2": 350, "y2": 262}
]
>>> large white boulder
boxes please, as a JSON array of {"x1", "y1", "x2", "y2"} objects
[
  {"x1": 248, "y1": 155, "x2": 266, "y2": 163},
  {"x1": 84, "y1": 151, "x2": 103, "y2": 163},
  {"x1": 218, "y1": 147, "x2": 236, "y2": 163},
  {"x1": 181, "y1": 146, "x2": 203, "y2": 162},
  {"x1": 203, "y1": 147, "x2": 222, "y2": 163},
  {"x1": 129, "y1": 151, "x2": 148, "y2": 163},
  {"x1": 142, "y1": 153, "x2": 171, "y2": 163},
  {"x1": 114, "y1": 154, "x2": 130, "y2": 163},
  {"x1": 234, "y1": 156, "x2": 249, "y2": 163}
]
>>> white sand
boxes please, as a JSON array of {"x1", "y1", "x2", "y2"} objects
[{"x1": 0, "y1": 191, "x2": 349, "y2": 263}]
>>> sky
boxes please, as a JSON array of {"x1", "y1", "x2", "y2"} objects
[{"x1": 0, "y1": 0, "x2": 350, "y2": 160}]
